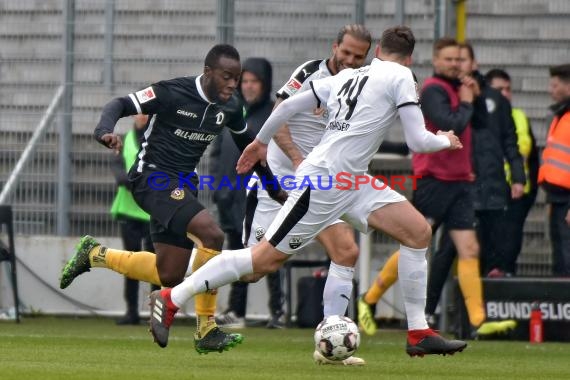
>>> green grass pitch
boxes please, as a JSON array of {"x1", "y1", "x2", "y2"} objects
[{"x1": 0, "y1": 317, "x2": 568, "y2": 380}]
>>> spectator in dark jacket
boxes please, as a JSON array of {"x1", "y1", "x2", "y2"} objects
[
  {"x1": 486, "y1": 68, "x2": 539, "y2": 275},
  {"x1": 457, "y1": 43, "x2": 526, "y2": 277},
  {"x1": 210, "y1": 57, "x2": 285, "y2": 328}
]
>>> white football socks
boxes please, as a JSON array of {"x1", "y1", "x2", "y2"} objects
[
  {"x1": 323, "y1": 261, "x2": 355, "y2": 317},
  {"x1": 398, "y1": 244, "x2": 429, "y2": 330},
  {"x1": 170, "y1": 248, "x2": 254, "y2": 307}
]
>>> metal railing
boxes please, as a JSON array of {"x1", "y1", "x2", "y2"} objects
[{"x1": 0, "y1": 86, "x2": 64, "y2": 205}]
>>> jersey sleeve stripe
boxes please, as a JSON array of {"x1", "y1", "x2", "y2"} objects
[
  {"x1": 396, "y1": 101, "x2": 420, "y2": 109},
  {"x1": 128, "y1": 93, "x2": 142, "y2": 114},
  {"x1": 276, "y1": 60, "x2": 321, "y2": 99},
  {"x1": 309, "y1": 81, "x2": 322, "y2": 109}
]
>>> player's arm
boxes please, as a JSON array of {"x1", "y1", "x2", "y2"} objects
[
  {"x1": 230, "y1": 128, "x2": 287, "y2": 204},
  {"x1": 270, "y1": 60, "x2": 322, "y2": 169},
  {"x1": 94, "y1": 83, "x2": 166, "y2": 153},
  {"x1": 257, "y1": 91, "x2": 318, "y2": 144},
  {"x1": 394, "y1": 69, "x2": 462, "y2": 152},
  {"x1": 271, "y1": 97, "x2": 305, "y2": 169},
  {"x1": 237, "y1": 91, "x2": 318, "y2": 174},
  {"x1": 379, "y1": 140, "x2": 410, "y2": 156},
  {"x1": 93, "y1": 97, "x2": 138, "y2": 153},
  {"x1": 398, "y1": 104, "x2": 461, "y2": 152}
]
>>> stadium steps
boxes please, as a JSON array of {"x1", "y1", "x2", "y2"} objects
[
  {"x1": 466, "y1": 0, "x2": 570, "y2": 133},
  {"x1": 468, "y1": 0, "x2": 570, "y2": 16},
  {"x1": 0, "y1": 130, "x2": 117, "y2": 235}
]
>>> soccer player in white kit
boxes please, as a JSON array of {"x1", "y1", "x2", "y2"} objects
[
  {"x1": 151, "y1": 26, "x2": 468, "y2": 357},
  {"x1": 245, "y1": 25, "x2": 370, "y2": 365}
]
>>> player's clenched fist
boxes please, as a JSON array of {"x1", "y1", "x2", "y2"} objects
[{"x1": 100, "y1": 133, "x2": 123, "y2": 155}]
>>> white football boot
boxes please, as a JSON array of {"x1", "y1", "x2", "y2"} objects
[{"x1": 313, "y1": 350, "x2": 366, "y2": 366}]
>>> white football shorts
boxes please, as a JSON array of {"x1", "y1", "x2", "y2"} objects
[{"x1": 263, "y1": 163, "x2": 406, "y2": 254}]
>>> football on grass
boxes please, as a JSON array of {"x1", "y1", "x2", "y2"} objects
[{"x1": 314, "y1": 315, "x2": 360, "y2": 361}]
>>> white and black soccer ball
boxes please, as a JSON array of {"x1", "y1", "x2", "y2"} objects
[{"x1": 314, "y1": 315, "x2": 360, "y2": 361}]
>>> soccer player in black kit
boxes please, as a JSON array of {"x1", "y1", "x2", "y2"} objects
[{"x1": 60, "y1": 44, "x2": 285, "y2": 352}]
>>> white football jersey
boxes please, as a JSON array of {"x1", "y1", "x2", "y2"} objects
[
  {"x1": 306, "y1": 58, "x2": 419, "y2": 176},
  {"x1": 267, "y1": 59, "x2": 332, "y2": 177}
]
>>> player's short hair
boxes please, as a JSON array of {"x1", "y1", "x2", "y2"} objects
[
  {"x1": 549, "y1": 64, "x2": 570, "y2": 82},
  {"x1": 336, "y1": 24, "x2": 372, "y2": 50},
  {"x1": 486, "y1": 68, "x2": 511, "y2": 83},
  {"x1": 459, "y1": 41, "x2": 476, "y2": 61},
  {"x1": 379, "y1": 25, "x2": 415, "y2": 58},
  {"x1": 204, "y1": 44, "x2": 240, "y2": 69},
  {"x1": 432, "y1": 37, "x2": 459, "y2": 56}
]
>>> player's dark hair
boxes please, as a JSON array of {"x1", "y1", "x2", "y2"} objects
[
  {"x1": 486, "y1": 68, "x2": 511, "y2": 83},
  {"x1": 336, "y1": 24, "x2": 372, "y2": 52},
  {"x1": 432, "y1": 37, "x2": 458, "y2": 56},
  {"x1": 459, "y1": 41, "x2": 476, "y2": 61},
  {"x1": 550, "y1": 64, "x2": 570, "y2": 82},
  {"x1": 380, "y1": 25, "x2": 415, "y2": 58},
  {"x1": 204, "y1": 44, "x2": 240, "y2": 69}
]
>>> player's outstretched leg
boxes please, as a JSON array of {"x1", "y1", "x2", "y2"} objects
[
  {"x1": 313, "y1": 350, "x2": 366, "y2": 366},
  {"x1": 406, "y1": 329, "x2": 467, "y2": 357},
  {"x1": 149, "y1": 288, "x2": 244, "y2": 352},
  {"x1": 190, "y1": 247, "x2": 244, "y2": 354},
  {"x1": 149, "y1": 289, "x2": 179, "y2": 348},
  {"x1": 59, "y1": 235, "x2": 100, "y2": 289}
]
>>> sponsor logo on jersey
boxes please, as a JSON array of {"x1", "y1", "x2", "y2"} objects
[
  {"x1": 326, "y1": 120, "x2": 351, "y2": 131},
  {"x1": 174, "y1": 129, "x2": 216, "y2": 142},
  {"x1": 135, "y1": 86, "x2": 156, "y2": 104},
  {"x1": 255, "y1": 227, "x2": 266, "y2": 241},
  {"x1": 285, "y1": 78, "x2": 302, "y2": 95},
  {"x1": 215, "y1": 112, "x2": 225, "y2": 125},
  {"x1": 170, "y1": 188, "x2": 185, "y2": 200},
  {"x1": 485, "y1": 98, "x2": 497, "y2": 113},
  {"x1": 289, "y1": 236, "x2": 303, "y2": 249},
  {"x1": 177, "y1": 109, "x2": 198, "y2": 118}
]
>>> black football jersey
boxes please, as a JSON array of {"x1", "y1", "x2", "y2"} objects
[{"x1": 128, "y1": 75, "x2": 246, "y2": 176}]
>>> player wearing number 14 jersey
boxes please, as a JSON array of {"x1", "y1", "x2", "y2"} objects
[
  {"x1": 244, "y1": 25, "x2": 371, "y2": 366},
  {"x1": 149, "y1": 26, "x2": 469, "y2": 357}
]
